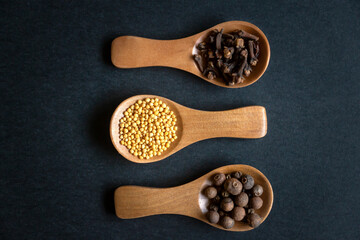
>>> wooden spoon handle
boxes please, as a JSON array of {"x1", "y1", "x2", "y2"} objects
[
  {"x1": 181, "y1": 106, "x2": 267, "y2": 142},
  {"x1": 111, "y1": 36, "x2": 195, "y2": 70},
  {"x1": 114, "y1": 184, "x2": 199, "y2": 219}
]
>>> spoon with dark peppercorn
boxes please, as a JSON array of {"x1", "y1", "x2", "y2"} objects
[
  {"x1": 111, "y1": 21, "x2": 270, "y2": 88},
  {"x1": 114, "y1": 164, "x2": 273, "y2": 231},
  {"x1": 110, "y1": 95, "x2": 267, "y2": 163}
]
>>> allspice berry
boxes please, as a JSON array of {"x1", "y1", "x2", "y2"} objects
[
  {"x1": 224, "y1": 178, "x2": 242, "y2": 195},
  {"x1": 213, "y1": 195, "x2": 221, "y2": 204},
  {"x1": 241, "y1": 174, "x2": 254, "y2": 190},
  {"x1": 220, "y1": 216, "x2": 235, "y2": 229},
  {"x1": 220, "y1": 197, "x2": 234, "y2": 212},
  {"x1": 208, "y1": 203, "x2": 218, "y2": 212},
  {"x1": 231, "y1": 206, "x2": 246, "y2": 221},
  {"x1": 221, "y1": 190, "x2": 230, "y2": 198},
  {"x1": 231, "y1": 171, "x2": 242, "y2": 179},
  {"x1": 247, "y1": 208, "x2": 255, "y2": 215},
  {"x1": 213, "y1": 173, "x2": 226, "y2": 186},
  {"x1": 249, "y1": 196, "x2": 263, "y2": 210},
  {"x1": 204, "y1": 186, "x2": 217, "y2": 199},
  {"x1": 234, "y1": 192, "x2": 249, "y2": 207},
  {"x1": 218, "y1": 210, "x2": 225, "y2": 217},
  {"x1": 207, "y1": 210, "x2": 220, "y2": 224},
  {"x1": 252, "y1": 184, "x2": 263, "y2": 197},
  {"x1": 204, "y1": 171, "x2": 264, "y2": 229},
  {"x1": 247, "y1": 213, "x2": 262, "y2": 228}
]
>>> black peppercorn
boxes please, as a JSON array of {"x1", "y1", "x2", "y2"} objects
[
  {"x1": 220, "y1": 216, "x2": 235, "y2": 229},
  {"x1": 231, "y1": 206, "x2": 246, "y2": 221},
  {"x1": 213, "y1": 173, "x2": 226, "y2": 186},
  {"x1": 207, "y1": 210, "x2": 220, "y2": 224},
  {"x1": 241, "y1": 174, "x2": 254, "y2": 190},
  {"x1": 225, "y1": 174, "x2": 232, "y2": 180},
  {"x1": 204, "y1": 186, "x2": 217, "y2": 199},
  {"x1": 252, "y1": 184, "x2": 263, "y2": 197},
  {"x1": 249, "y1": 196, "x2": 263, "y2": 210},
  {"x1": 234, "y1": 192, "x2": 249, "y2": 207},
  {"x1": 220, "y1": 197, "x2": 234, "y2": 212},
  {"x1": 231, "y1": 171, "x2": 242, "y2": 179},
  {"x1": 224, "y1": 178, "x2": 242, "y2": 195},
  {"x1": 247, "y1": 213, "x2": 262, "y2": 228}
]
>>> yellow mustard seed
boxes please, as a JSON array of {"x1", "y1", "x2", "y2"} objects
[{"x1": 118, "y1": 98, "x2": 177, "y2": 160}]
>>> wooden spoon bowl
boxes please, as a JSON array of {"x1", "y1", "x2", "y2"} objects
[
  {"x1": 110, "y1": 95, "x2": 267, "y2": 163},
  {"x1": 111, "y1": 21, "x2": 270, "y2": 88},
  {"x1": 114, "y1": 164, "x2": 273, "y2": 231}
]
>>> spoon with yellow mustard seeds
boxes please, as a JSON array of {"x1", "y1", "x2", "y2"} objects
[{"x1": 110, "y1": 95, "x2": 267, "y2": 163}]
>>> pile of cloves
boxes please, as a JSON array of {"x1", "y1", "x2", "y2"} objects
[
  {"x1": 203, "y1": 171, "x2": 264, "y2": 229},
  {"x1": 194, "y1": 29, "x2": 260, "y2": 86}
]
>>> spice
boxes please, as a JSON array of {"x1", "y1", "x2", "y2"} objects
[
  {"x1": 207, "y1": 210, "x2": 220, "y2": 224},
  {"x1": 220, "y1": 197, "x2": 234, "y2": 212},
  {"x1": 213, "y1": 173, "x2": 226, "y2": 186},
  {"x1": 194, "y1": 29, "x2": 260, "y2": 86},
  {"x1": 220, "y1": 216, "x2": 235, "y2": 229},
  {"x1": 208, "y1": 203, "x2": 219, "y2": 212},
  {"x1": 231, "y1": 206, "x2": 246, "y2": 221},
  {"x1": 241, "y1": 174, "x2": 254, "y2": 190},
  {"x1": 234, "y1": 192, "x2": 249, "y2": 207},
  {"x1": 252, "y1": 185, "x2": 263, "y2": 197},
  {"x1": 204, "y1": 186, "x2": 217, "y2": 199},
  {"x1": 247, "y1": 213, "x2": 262, "y2": 228},
  {"x1": 231, "y1": 171, "x2": 242, "y2": 179},
  {"x1": 249, "y1": 196, "x2": 263, "y2": 210},
  {"x1": 204, "y1": 171, "x2": 265, "y2": 229},
  {"x1": 224, "y1": 178, "x2": 242, "y2": 195},
  {"x1": 119, "y1": 98, "x2": 178, "y2": 159}
]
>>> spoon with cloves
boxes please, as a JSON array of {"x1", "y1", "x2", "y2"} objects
[
  {"x1": 111, "y1": 21, "x2": 270, "y2": 88},
  {"x1": 114, "y1": 164, "x2": 273, "y2": 231},
  {"x1": 110, "y1": 95, "x2": 267, "y2": 163}
]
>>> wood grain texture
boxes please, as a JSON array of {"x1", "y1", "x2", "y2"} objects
[
  {"x1": 114, "y1": 164, "x2": 274, "y2": 232},
  {"x1": 111, "y1": 21, "x2": 270, "y2": 88},
  {"x1": 110, "y1": 95, "x2": 267, "y2": 163}
]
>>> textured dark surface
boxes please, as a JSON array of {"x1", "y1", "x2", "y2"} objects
[{"x1": 1, "y1": 0, "x2": 360, "y2": 239}]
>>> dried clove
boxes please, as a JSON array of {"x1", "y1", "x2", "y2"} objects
[
  {"x1": 254, "y1": 41, "x2": 260, "y2": 58},
  {"x1": 194, "y1": 54, "x2": 205, "y2": 73},
  {"x1": 208, "y1": 50, "x2": 215, "y2": 59},
  {"x1": 215, "y1": 49, "x2": 222, "y2": 59},
  {"x1": 235, "y1": 38, "x2": 245, "y2": 48},
  {"x1": 216, "y1": 28, "x2": 224, "y2": 50},
  {"x1": 197, "y1": 42, "x2": 207, "y2": 50},
  {"x1": 248, "y1": 40, "x2": 258, "y2": 66},
  {"x1": 236, "y1": 49, "x2": 248, "y2": 84},
  {"x1": 244, "y1": 64, "x2": 252, "y2": 77},
  {"x1": 216, "y1": 59, "x2": 224, "y2": 69},
  {"x1": 237, "y1": 30, "x2": 259, "y2": 41},
  {"x1": 223, "y1": 62, "x2": 236, "y2": 74},
  {"x1": 193, "y1": 28, "x2": 260, "y2": 85}
]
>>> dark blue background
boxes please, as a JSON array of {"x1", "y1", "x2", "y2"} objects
[{"x1": 1, "y1": 0, "x2": 359, "y2": 239}]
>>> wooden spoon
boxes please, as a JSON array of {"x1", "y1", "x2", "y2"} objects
[
  {"x1": 114, "y1": 164, "x2": 273, "y2": 231},
  {"x1": 110, "y1": 95, "x2": 267, "y2": 163},
  {"x1": 111, "y1": 21, "x2": 270, "y2": 88}
]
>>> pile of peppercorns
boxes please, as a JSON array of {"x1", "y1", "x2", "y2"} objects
[{"x1": 203, "y1": 171, "x2": 264, "y2": 229}]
